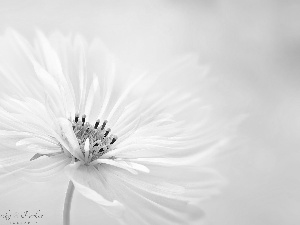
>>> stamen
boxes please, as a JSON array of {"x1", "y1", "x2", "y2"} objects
[
  {"x1": 104, "y1": 128, "x2": 111, "y2": 137},
  {"x1": 101, "y1": 120, "x2": 108, "y2": 130},
  {"x1": 75, "y1": 113, "x2": 79, "y2": 123},
  {"x1": 71, "y1": 114, "x2": 117, "y2": 163},
  {"x1": 82, "y1": 114, "x2": 86, "y2": 125},
  {"x1": 111, "y1": 136, "x2": 118, "y2": 145},
  {"x1": 94, "y1": 119, "x2": 100, "y2": 129}
]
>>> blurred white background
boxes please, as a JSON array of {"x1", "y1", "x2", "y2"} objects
[{"x1": 0, "y1": 0, "x2": 299, "y2": 224}]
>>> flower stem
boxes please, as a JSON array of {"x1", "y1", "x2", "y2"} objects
[{"x1": 63, "y1": 180, "x2": 75, "y2": 225}]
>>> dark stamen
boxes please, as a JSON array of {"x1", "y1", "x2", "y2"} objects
[
  {"x1": 75, "y1": 113, "x2": 79, "y2": 123},
  {"x1": 82, "y1": 114, "x2": 86, "y2": 125},
  {"x1": 94, "y1": 119, "x2": 100, "y2": 129},
  {"x1": 72, "y1": 114, "x2": 116, "y2": 161},
  {"x1": 101, "y1": 120, "x2": 108, "y2": 130},
  {"x1": 104, "y1": 128, "x2": 111, "y2": 137},
  {"x1": 110, "y1": 136, "x2": 118, "y2": 144}
]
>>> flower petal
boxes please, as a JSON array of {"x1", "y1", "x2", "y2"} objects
[
  {"x1": 1, "y1": 153, "x2": 70, "y2": 182},
  {"x1": 57, "y1": 118, "x2": 84, "y2": 161},
  {"x1": 94, "y1": 158, "x2": 149, "y2": 175},
  {"x1": 65, "y1": 162, "x2": 124, "y2": 217},
  {"x1": 97, "y1": 165, "x2": 205, "y2": 225}
]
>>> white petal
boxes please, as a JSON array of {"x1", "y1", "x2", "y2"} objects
[
  {"x1": 94, "y1": 158, "x2": 149, "y2": 175},
  {"x1": 100, "y1": 165, "x2": 203, "y2": 225},
  {"x1": 32, "y1": 60, "x2": 65, "y2": 116},
  {"x1": 74, "y1": 36, "x2": 88, "y2": 114},
  {"x1": 65, "y1": 162, "x2": 124, "y2": 217},
  {"x1": 57, "y1": 118, "x2": 84, "y2": 161},
  {"x1": 35, "y1": 31, "x2": 76, "y2": 117},
  {"x1": 106, "y1": 72, "x2": 146, "y2": 123},
  {"x1": 96, "y1": 58, "x2": 116, "y2": 120},
  {"x1": 93, "y1": 159, "x2": 138, "y2": 175},
  {"x1": 84, "y1": 138, "x2": 90, "y2": 162},
  {"x1": 2, "y1": 154, "x2": 71, "y2": 182},
  {"x1": 84, "y1": 74, "x2": 100, "y2": 119}
]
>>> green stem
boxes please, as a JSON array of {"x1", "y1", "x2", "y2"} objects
[{"x1": 63, "y1": 180, "x2": 75, "y2": 225}]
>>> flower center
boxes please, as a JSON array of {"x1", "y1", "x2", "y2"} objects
[{"x1": 72, "y1": 113, "x2": 117, "y2": 162}]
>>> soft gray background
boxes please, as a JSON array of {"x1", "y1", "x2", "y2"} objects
[{"x1": 0, "y1": 0, "x2": 299, "y2": 224}]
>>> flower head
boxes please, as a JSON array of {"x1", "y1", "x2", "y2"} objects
[{"x1": 0, "y1": 30, "x2": 231, "y2": 224}]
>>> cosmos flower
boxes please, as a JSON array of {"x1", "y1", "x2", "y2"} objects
[{"x1": 0, "y1": 30, "x2": 231, "y2": 225}]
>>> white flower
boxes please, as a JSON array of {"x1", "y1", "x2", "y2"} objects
[{"x1": 0, "y1": 30, "x2": 230, "y2": 224}]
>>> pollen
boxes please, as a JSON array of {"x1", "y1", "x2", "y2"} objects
[{"x1": 72, "y1": 114, "x2": 118, "y2": 162}]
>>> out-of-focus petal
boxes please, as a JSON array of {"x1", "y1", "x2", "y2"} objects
[
  {"x1": 65, "y1": 162, "x2": 124, "y2": 217},
  {"x1": 94, "y1": 164, "x2": 207, "y2": 225},
  {"x1": 0, "y1": 153, "x2": 71, "y2": 183}
]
